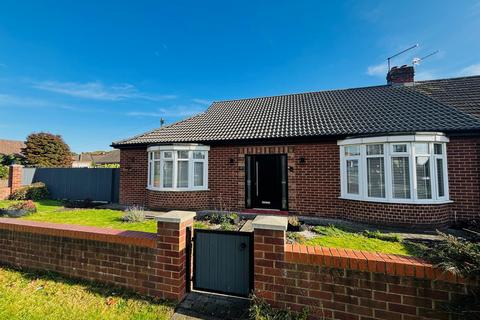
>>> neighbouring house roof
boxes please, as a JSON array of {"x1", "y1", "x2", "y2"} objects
[
  {"x1": 72, "y1": 150, "x2": 120, "y2": 165},
  {"x1": 414, "y1": 76, "x2": 480, "y2": 120},
  {"x1": 0, "y1": 139, "x2": 25, "y2": 155},
  {"x1": 112, "y1": 75, "x2": 480, "y2": 147},
  {"x1": 92, "y1": 150, "x2": 120, "y2": 164}
]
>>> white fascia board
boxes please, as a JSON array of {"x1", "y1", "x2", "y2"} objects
[
  {"x1": 148, "y1": 144, "x2": 210, "y2": 152},
  {"x1": 338, "y1": 132, "x2": 448, "y2": 145}
]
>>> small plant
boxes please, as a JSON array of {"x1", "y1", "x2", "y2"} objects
[
  {"x1": 194, "y1": 221, "x2": 209, "y2": 229},
  {"x1": 219, "y1": 221, "x2": 237, "y2": 231},
  {"x1": 287, "y1": 216, "x2": 301, "y2": 232},
  {"x1": 249, "y1": 294, "x2": 309, "y2": 320},
  {"x1": 122, "y1": 205, "x2": 145, "y2": 223},
  {"x1": 363, "y1": 230, "x2": 400, "y2": 242},
  {"x1": 2, "y1": 200, "x2": 37, "y2": 217},
  {"x1": 287, "y1": 232, "x2": 307, "y2": 244},
  {"x1": 9, "y1": 182, "x2": 49, "y2": 201}
]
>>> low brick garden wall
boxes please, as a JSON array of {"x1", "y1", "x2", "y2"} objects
[
  {"x1": 0, "y1": 211, "x2": 194, "y2": 301},
  {"x1": 253, "y1": 227, "x2": 478, "y2": 320},
  {"x1": 0, "y1": 213, "x2": 478, "y2": 319}
]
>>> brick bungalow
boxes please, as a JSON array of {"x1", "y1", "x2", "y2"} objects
[{"x1": 112, "y1": 67, "x2": 480, "y2": 227}]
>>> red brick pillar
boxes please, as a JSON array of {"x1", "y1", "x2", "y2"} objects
[
  {"x1": 252, "y1": 215, "x2": 288, "y2": 307},
  {"x1": 8, "y1": 165, "x2": 22, "y2": 193},
  {"x1": 155, "y1": 210, "x2": 195, "y2": 302}
]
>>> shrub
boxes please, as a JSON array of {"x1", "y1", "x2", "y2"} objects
[
  {"x1": 249, "y1": 294, "x2": 309, "y2": 320},
  {"x1": 63, "y1": 198, "x2": 98, "y2": 209},
  {"x1": 2, "y1": 200, "x2": 37, "y2": 217},
  {"x1": 0, "y1": 165, "x2": 8, "y2": 180},
  {"x1": 9, "y1": 182, "x2": 49, "y2": 200},
  {"x1": 122, "y1": 205, "x2": 145, "y2": 222}
]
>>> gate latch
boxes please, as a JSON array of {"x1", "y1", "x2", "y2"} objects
[{"x1": 240, "y1": 242, "x2": 247, "y2": 250}]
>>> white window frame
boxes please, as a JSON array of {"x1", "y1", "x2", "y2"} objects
[
  {"x1": 147, "y1": 145, "x2": 210, "y2": 191},
  {"x1": 338, "y1": 133, "x2": 451, "y2": 204}
]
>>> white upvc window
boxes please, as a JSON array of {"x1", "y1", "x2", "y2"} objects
[
  {"x1": 338, "y1": 133, "x2": 450, "y2": 204},
  {"x1": 147, "y1": 145, "x2": 209, "y2": 191}
]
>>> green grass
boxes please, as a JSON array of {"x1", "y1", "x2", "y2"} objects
[
  {"x1": 0, "y1": 266, "x2": 175, "y2": 320},
  {"x1": 300, "y1": 225, "x2": 416, "y2": 256},
  {"x1": 0, "y1": 200, "x2": 157, "y2": 233}
]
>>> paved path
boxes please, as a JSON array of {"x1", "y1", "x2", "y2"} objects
[{"x1": 171, "y1": 292, "x2": 250, "y2": 320}]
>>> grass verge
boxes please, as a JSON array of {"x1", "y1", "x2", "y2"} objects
[{"x1": 0, "y1": 265, "x2": 175, "y2": 320}]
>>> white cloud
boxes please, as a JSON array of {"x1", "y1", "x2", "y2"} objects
[
  {"x1": 366, "y1": 63, "x2": 388, "y2": 76},
  {"x1": 459, "y1": 64, "x2": 480, "y2": 76},
  {"x1": 0, "y1": 93, "x2": 51, "y2": 107},
  {"x1": 191, "y1": 98, "x2": 211, "y2": 106},
  {"x1": 32, "y1": 80, "x2": 176, "y2": 101}
]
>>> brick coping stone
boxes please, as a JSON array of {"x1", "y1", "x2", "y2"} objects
[{"x1": 0, "y1": 218, "x2": 156, "y2": 248}]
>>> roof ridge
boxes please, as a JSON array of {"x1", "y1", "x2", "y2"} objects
[
  {"x1": 416, "y1": 74, "x2": 480, "y2": 84},
  {"x1": 211, "y1": 84, "x2": 390, "y2": 105},
  {"x1": 111, "y1": 112, "x2": 206, "y2": 147}
]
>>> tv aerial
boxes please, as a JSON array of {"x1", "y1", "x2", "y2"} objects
[
  {"x1": 413, "y1": 50, "x2": 439, "y2": 66},
  {"x1": 387, "y1": 44, "x2": 418, "y2": 71}
]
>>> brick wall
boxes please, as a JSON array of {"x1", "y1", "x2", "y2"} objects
[
  {"x1": 118, "y1": 135, "x2": 480, "y2": 226},
  {"x1": 253, "y1": 226, "x2": 479, "y2": 320},
  {"x1": 120, "y1": 148, "x2": 148, "y2": 206},
  {"x1": 0, "y1": 165, "x2": 22, "y2": 200},
  {"x1": 0, "y1": 217, "x2": 190, "y2": 301},
  {"x1": 447, "y1": 137, "x2": 480, "y2": 222}
]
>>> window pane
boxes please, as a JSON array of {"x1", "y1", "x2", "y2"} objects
[
  {"x1": 434, "y1": 144, "x2": 443, "y2": 155},
  {"x1": 415, "y1": 143, "x2": 429, "y2": 154},
  {"x1": 194, "y1": 162, "x2": 204, "y2": 186},
  {"x1": 162, "y1": 161, "x2": 173, "y2": 188},
  {"x1": 392, "y1": 157, "x2": 410, "y2": 199},
  {"x1": 367, "y1": 158, "x2": 385, "y2": 197},
  {"x1": 193, "y1": 151, "x2": 205, "y2": 159},
  {"x1": 416, "y1": 156, "x2": 431, "y2": 199},
  {"x1": 163, "y1": 151, "x2": 172, "y2": 158},
  {"x1": 346, "y1": 160, "x2": 359, "y2": 194},
  {"x1": 153, "y1": 161, "x2": 161, "y2": 187},
  {"x1": 154, "y1": 151, "x2": 161, "y2": 160},
  {"x1": 366, "y1": 144, "x2": 384, "y2": 155},
  {"x1": 177, "y1": 161, "x2": 189, "y2": 187},
  {"x1": 178, "y1": 151, "x2": 189, "y2": 159},
  {"x1": 345, "y1": 146, "x2": 360, "y2": 156},
  {"x1": 393, "y1": 144, "x2": 407, "y2": 153},
  {"x1": 436, "y1": 158, "x2": 445, "y2": 197}
]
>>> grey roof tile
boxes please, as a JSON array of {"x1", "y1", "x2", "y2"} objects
[{"x1": 113, "y1": 78, "x2": 480, "y2": 147}]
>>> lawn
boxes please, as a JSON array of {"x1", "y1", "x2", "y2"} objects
[
  {"x1": 0, "y1": 265, "x2": 175, "y2": 320},
  {"x1": 0, "y1": 200, "x2": 157, "y2": 233},
  {"x1": 289, "y1": 225, "x2": 420, "y2": 256}
]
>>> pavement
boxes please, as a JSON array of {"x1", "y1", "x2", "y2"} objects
[{"x1": 171, "y1": 291, "x2": 250, "y2": 320}]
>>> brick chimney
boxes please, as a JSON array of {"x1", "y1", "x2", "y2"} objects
[{"x1": 386, "y1": 65, "x2": 414, "y2": 85}]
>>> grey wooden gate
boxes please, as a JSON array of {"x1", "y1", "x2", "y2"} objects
[{"x1": 193, "y1": 229, "x2": 253, "y2": 297}]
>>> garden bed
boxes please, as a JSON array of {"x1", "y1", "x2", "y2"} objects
[{"x1": 286, "y1": 218, "x2": 424, "y2": 256}]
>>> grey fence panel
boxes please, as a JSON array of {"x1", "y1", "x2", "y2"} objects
[
  {"x1": 29, "y1": 168, "x2": 120, "y2": 202},
  {"x1": 22, "y1": 168, "x2": 36, "y2": 186}
]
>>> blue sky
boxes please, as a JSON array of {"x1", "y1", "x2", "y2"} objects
[{"x1": 1, "y1": 1, "x2": 479, "y2": 152}]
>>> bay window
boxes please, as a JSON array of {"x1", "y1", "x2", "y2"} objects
[
  {"x1": 147, "y1": 145, "x2": 209, "y2": 191},
  {"x1": 339, "y1": 134, "x2": 450, "y2": 204}
]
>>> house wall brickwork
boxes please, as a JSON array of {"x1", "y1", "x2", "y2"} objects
[
  {"x1": 0, "y1": 165, "x2": 23, "y2": 200},
  {"x1": 118, "y1": 135, "x2": 480, "y2": 226},
  {"x1": 253, "y1": 225, "x2": 479, "y2": 320}
]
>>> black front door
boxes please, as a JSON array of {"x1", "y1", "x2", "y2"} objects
[{"x1": 245, "y1": 154, "x2": 287, "y2": 210}]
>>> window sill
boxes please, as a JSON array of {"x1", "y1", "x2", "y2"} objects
[
  {"x1": 339, "y1": 196, "x2": 453, "y2": 205},
  {"x1": 147, "y1": 187, "x2": 210, "y2": 192}
]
